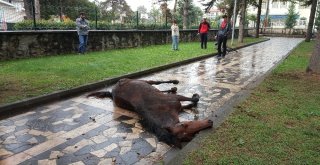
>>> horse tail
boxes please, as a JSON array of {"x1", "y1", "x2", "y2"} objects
[
  {"x1": 140, "y1": 113, "x2": 181, "y2": 148},
  {"x1": 87, "y1": 91, "x2": 113, "y2": 99}
]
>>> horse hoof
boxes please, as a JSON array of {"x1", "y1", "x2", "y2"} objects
[
  {"x1": 208, "y1": 120, "x2": 213, "y2": 126},
  {"x1": 192, "y1": 94, "x2": 200, "y2": 102},
  {"x1": 171, "y1": 87, "x2": 177, "y2": 93}
]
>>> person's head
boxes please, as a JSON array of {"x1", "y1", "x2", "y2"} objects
[
  {"x1": 202, "y1": 17, "x2": 207, "y2": 22},
  {"x1": 222, "y1": 15, "x2": 228, "y2": 21},
  {"x1": 172, "y1": 20, "x2": 177, "y2": 24},
  {"x1": 80, "y1": 12, "x2": 86, "y2": 19}
]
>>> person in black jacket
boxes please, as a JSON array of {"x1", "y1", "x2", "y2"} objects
[{"x1": 216, "y1": 15, "x2": 231, "y2": 58}]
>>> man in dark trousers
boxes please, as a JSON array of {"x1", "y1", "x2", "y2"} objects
[
  {"x1": 198, "y1": 17, "x2": 210, "y2": 49},
  {"x1": 216, "y1": 15, "x2": 231, "y2": 59}
]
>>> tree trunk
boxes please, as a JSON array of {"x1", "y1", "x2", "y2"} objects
[
  {"x1": 263, "y1": 0, "x2": 270, "y2": 32},
  {"x1": 173, "y1": 0, "x2": 177, "y2": 15},
  {"x1": 183, "y1": 0, "x2": 189, "y2": 29},
  {"x1": 305, "y1": 0, "x2": 318, "y2": 42},
  {"x1": 23, "y1": 0, "x2": 32, "y2": 19},
  {"x1": 255, "y1": 0, "x2": 262, "y2": 38},
  {"x1": 238, "y1": 0, "x2": 247, "y2": 43},
  {"x1": 306, "y1": 32, "x2": 320, "y2": 74},
  {"x1": 34, "y1": 0, "x2": 40, "y2": 20}
]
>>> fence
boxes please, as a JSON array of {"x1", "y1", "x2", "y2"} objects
[{"x1": 3, "y1": 0, "x2": 202, "y2": 31}]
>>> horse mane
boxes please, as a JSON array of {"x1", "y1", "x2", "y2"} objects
[{"x1": 139, "y1": 110, "x2": 182, "y2": 148}]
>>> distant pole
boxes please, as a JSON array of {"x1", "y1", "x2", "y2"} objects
[
  {"x1": 95, "y1": 7, "x2": 98, "y2": 29},
  {"x1": 31, "y1": 0, "x2": 37, "y2": 30},
  {"x1": 136, "y1": 11, "x2": 139, "y2": 29},
  {"x1": 94, "y1": 0, "x2": 98, "y2": 29},
  {"x1": 231, "y1": 0, "x2": 237, "y2": 46}
]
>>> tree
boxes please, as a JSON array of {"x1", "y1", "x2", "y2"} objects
[
  {"x1": 100, "y1": 0, "x2": 134, "y2": 23},
  {"x1": 137, "y1": 6, "x2": 148, "y2": 23},
  {"x1": 182, "y1": 0, "x2": 190, "y2": 29},
  {"x1": 285, "y1": 2, "x2": 299, "y2": 33},
  {"x1": 238, "y1": 0, "x2": 247, "y2": 43},
  {"x1": 315, "y1": 2, "x2": 320, "y2": 31},
  {"x1": 176, "y1": 0, "x2": 203, "y2": 28},
  {"x1": 149, "y1": 6, "x2": 161, "y2": 24},
  {"x1": 306, "y1": 32, "x2": 320, "y2": 74},
  {"x1": 305, "y1": 0, "x2": 318, "y2": 42},
  {"x1": 40, "y1": 0, "x2": 97, "y2": 20},
  {"x1": 23, "y1": 0, "x2": 40, "y2": 20},
  {"x1": 247, "y1": 14, "x2": 257, "y2": 27},
  {"x1": 255, "y1": 0, "x2": 262, "y2": 38}
]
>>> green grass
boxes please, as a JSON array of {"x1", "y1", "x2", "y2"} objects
[
  {"x1": 184, "y1": 41, "x2": 320, "y2": 164},
  {"x1": 0, "y1": 38, "x2": 263, "y2": 105}
]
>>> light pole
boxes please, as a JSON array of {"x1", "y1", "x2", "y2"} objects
[{"x1": 231, "y1": 0, "x2": 237, "y2": 46}]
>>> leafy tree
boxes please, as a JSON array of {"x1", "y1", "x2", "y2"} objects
[
  {"x1": 285, "y1": 2, "x2": 299, "y2": 31},
  {"x1": 247, "y1": 14, "x2": 257, "y2": 27},
  {"x1": 149, "y1": 5, "x2": 162, "y2": 24},
  {"x1": 176, "y1": 0, "x2": 203, "y2": 29},
  {"x1": 99, "y1": 0, "x2": 134, "y2": 23},
  {"x1": 137, "y1": 6, "x2": 148, "y2": 23},
  {"x1": 40, "y1": 0, "x2": 97, "y2": 20}
]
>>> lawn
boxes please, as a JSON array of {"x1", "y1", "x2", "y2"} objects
[
  {"x1": 0, "y1": 38, "x2": 264, "y2": 105},
  {"x1": 184, "y1": 41, "x2": 320, "y2": 164}
]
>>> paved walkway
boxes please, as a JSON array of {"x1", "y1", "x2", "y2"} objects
[{"x1": 0, "y1": 38, "x2": 303, "y2": 165}]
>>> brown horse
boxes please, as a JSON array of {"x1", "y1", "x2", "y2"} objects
[{"x1": 87, "y1": 78, "x2": 213, "y2": 148}]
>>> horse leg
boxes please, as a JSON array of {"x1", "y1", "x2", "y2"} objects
[
  {"x1": 160, "y1": 87, "x2": 177, "y2": 94},
  {"x1": 144, "y1": 80, "x2": 179, "y2": 85},
  {"x1": 175, "y1": 94, "x2": 200, "y2": 109}
]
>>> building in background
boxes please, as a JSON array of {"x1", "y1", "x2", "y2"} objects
[
  {"x1": 0, "y1": 0, "x2": 25, "y2": 30},
  {"x1": 247, "y1": 1, "x2": 311, "y2": 29}
]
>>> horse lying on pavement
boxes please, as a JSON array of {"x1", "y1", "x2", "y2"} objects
[{"x1": 87, "y1": 78, "x2": 213, "y2": 148}]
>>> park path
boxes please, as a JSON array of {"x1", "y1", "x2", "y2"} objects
[{"x1": 0, "y1": 37, "x2": 303, "y2": 165}]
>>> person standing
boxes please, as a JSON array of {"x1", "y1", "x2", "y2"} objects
[
  {"x1": 216, "y1": 15, "x2": 231, "y2": 58},
  {"x1": 76, "y1": 12, "x2": 90, "y2": 54},
  {"x1": 198, "y1": 17, "x2": 210, "y2": 49},
  {"x1": 171, "y1": 20, "x2": 179, "y2": 51}
]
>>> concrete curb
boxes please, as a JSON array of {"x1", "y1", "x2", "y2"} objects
[
  {"x1": 0, "y1": 38, "x2": 270, "y2": 116},
  {"x1": 164, "y1": 38, "x2": 303, "y2": 165}
]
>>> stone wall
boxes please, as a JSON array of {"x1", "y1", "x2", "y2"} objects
[{"x1": 0, "y1": 29, "x2": 242, "y2": 61}]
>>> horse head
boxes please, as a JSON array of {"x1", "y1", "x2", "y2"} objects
[{"x1": 166, "y1": 119, "x2": 213, "y2": 143}]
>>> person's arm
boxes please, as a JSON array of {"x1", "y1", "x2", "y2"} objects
[
  {"x1": 85, "y1": 20, "x2": 90, "y2": 30},
  {"x1": 198, "y1": 23, "x2": 201, "y2": 33}
]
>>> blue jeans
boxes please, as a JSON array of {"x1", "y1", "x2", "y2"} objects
[
  {"x1": 172, "y1": 35, "x2": 179, "y2": 50},
  {"x1": 78, "y1": 35, "x2": 88, "y2": 54}
]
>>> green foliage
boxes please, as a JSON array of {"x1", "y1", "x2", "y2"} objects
[
  {"x1": 175, "y1": 0, "x2": 203, "y2": 28},
  {"x1": 13, "y1": 20, "x2": 174, "y2": 30},
  {"x1": 40, "y1": 0, "x2": 98, "y2": 20},
  {"x1": 285, "y1": 2, "x2": 299, "y2": 29},
  {"x1": 14, "y1": 20, "x2": 76, "y2": 30}
]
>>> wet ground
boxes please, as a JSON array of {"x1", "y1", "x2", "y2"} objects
[{"x1": 0, "y1": 38, "x2": 303, "y2": 165}]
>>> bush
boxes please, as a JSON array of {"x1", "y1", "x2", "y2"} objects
[{"x1": 13, "y1": 20, "x2": 182, "y2": 30}]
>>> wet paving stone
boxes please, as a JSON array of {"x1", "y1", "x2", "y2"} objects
[{"x1": 0, "y1": 38, "x2": 303, "y2": 165}]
